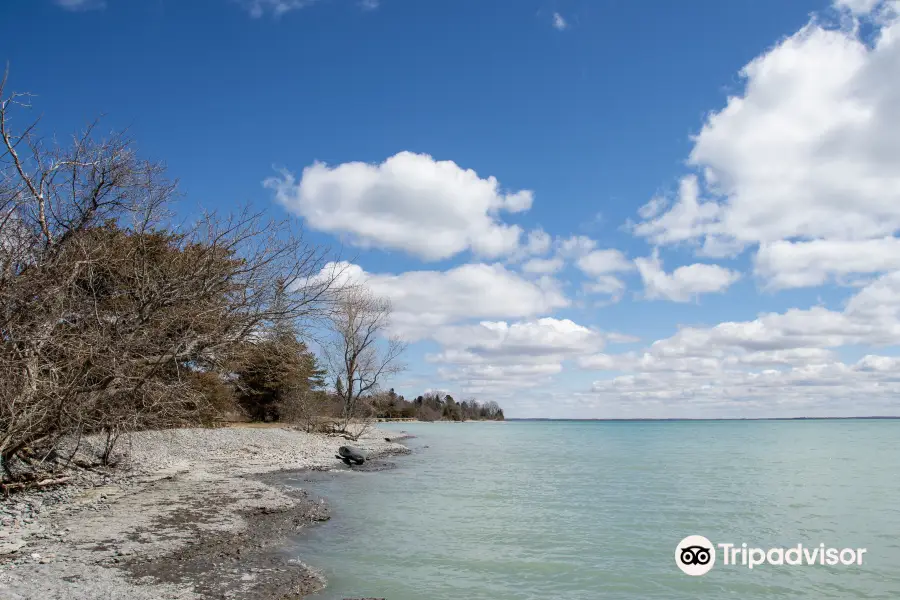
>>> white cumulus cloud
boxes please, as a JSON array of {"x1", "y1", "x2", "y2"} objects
[
  {"x1": 316, "y1": 261, "x2": 568, "y2": 341},
  {"x1": 572, "y1": 248, "x2": 634, "y2": 301},
  {"x1": 428, "y1": 318, "x2": 607, "y2": 392},
  {"x1": 433, "y1": 318, "x2": 605, "y2": 359},
  {"x1": 755, "y1": 237, "x2": 900, "y2": 289},
  {"x1": 584, "y1": 356, "x2": 900, "y2": 418},
  {"x1": 834, "y1": 0, "x2": 885, "y2": 16},
  {"x1": 524, "y1": 229, "x2": 552, "y2": 255},
  {"x1": 552, "y1": 12, "x2": 568, "y2": 30},
  {"x1": 633, "y1": 8, "x2": 900, "y2": 287},
  {"x1": 635, "y1": 250, "x2": 740, "y2": 302},
  {"x1": 268, "y1": 152, "x2": 533, "y2": 261},
  {"x1": 575, "y1": 249, "x2": 633, "y2": 277},
  {"x1": 556, "y1": 235, "x2": 597, "y2": 258},
  {"x1": 521, "y1": 257, "x2": 565, "y2": 274},
  {"x1": 577, "y1": 270, "x2": 900, "y2": 416}
]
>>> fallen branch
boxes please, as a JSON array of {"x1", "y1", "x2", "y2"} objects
[{"x1": 1, "y1": 476, "x2": 72, "y2": 494}]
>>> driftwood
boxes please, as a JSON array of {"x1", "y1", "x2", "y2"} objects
[{"x1": 1, "y1": 476, "x2": 72, "y2": 494}]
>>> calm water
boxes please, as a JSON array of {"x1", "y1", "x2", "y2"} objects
[{"x1": 282, "y1": 420, "x2": 900, "y2": 599}]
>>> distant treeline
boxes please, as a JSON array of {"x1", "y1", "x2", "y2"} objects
[{"x1": 371, "y1": 390, "x2": 504, "y2": 421}]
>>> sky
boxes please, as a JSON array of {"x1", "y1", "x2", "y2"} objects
[{"x1": 3, "y1": 0, "x2": 900, "y2": 418}]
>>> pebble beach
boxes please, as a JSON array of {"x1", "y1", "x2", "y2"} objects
[{"x1": 0, "y1": 426, "x2": 411, "y2": 599}]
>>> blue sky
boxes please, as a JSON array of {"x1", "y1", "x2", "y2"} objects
[{"x1": 4, "y1": 0, "x2": 900, "y2": 418}]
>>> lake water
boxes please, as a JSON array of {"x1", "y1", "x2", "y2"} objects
[{"x1": 283, "y1": 420, "x2": 900, "y2": 599}]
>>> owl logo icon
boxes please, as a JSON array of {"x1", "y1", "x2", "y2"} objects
[{"x1": 675, "y1": 535, "x2": 716, "y2": 576}]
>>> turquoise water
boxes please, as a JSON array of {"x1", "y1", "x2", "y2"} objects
[{"x1": 283, "y1": 420, "x2": 900, "y2": 599}]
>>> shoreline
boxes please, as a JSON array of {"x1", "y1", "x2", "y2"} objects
[{"x1": 0, "y1": 426, "x2": 413, "y2": 599}]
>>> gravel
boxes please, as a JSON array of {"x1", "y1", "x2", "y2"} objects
[{"x1": 0, "y1": 425, "x2": 410, "y2": 599}]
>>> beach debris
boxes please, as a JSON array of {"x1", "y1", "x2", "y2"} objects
[
  {"x1": 0, "y1": 538, "x2": 26, "y2": 554},
  {"x1": 335, "y1": 446, "x2": 366, "y2": 466},
  {"x1": 1, "y1": 477, "x2": 72, "y2": 494}
]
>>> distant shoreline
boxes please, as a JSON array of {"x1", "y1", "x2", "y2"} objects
[
  {"x1": 375, "y1": 418, "x2": 506, "y2": 423},
  {"x1": 506, "y1": 416, "x2": 900, "y2": 422}
]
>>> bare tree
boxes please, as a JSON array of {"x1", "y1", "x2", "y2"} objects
[
  {"x1": 280, "y1": 387, "x2": 330, "y2": 433},
  {"x1": 0, "y1": 73, "x2": 342, "y2": 476},
  {"x1": 326, "y1": 285, "x2": 406, "y2": 439}
]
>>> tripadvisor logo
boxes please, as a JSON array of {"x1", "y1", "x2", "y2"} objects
[
  {"x1": 676, "y1": 535, "x2": 716, "y2": 576},
  {"x1": 675, "y1": 536, "x2": 867, "y2": 576}
]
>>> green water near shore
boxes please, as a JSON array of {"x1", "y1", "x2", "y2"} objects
[{"x1": 284, "y1": 420, "x2": 900, "y2": 599}]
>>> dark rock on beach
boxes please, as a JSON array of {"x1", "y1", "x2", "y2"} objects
[{"x1": 335, "y1": 446, "x2": 366, "y2": 466}]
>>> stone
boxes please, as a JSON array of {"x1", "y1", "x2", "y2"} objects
[
  {"x1": 335, "y1": 446, "x2": 366, "y2": 466},
  {"x1": 0, "y1": 539, "x2": 26, "y2": 555}
]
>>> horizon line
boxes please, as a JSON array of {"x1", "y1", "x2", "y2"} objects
[{"x1": 504, "y1": 416, "x2": 900, "y2": 421}]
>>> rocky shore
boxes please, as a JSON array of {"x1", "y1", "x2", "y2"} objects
[{"x1": 0, "y1": 426, "x2": 412, "y2": 599}]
